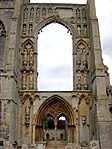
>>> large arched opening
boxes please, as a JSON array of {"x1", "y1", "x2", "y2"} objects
[
  {"x1": 36, "y1": 18, "x2": 73, "y2": 91},
  {"x1": 35, "y1": 95, "x2": 76, "y2": 143}
]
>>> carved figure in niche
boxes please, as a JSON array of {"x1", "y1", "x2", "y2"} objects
[
  {"x1": 29, "y1": 48, "x2": 34, "y2": 66},
  {"x1": 23, "y1": 8, "x2": 28, "y2": 20},
  {"x1": 22, "y1": 70, "x2": 27, "y2": 89},
  {"x1": 22, "y1": 24, "x2": 27, "y2": 35},
  {"x1": 35, "y1": 8, "x2": 40, "y2": 23},
  {"x1": 83, "y1": 70, "x2": 88, "y2": 90},
  {"x1": 77, "y1": 25, "x2": 81, "y2": 36},
  {"x1": 83, "y1": 25, "x2": 87, "y2": 36},
  {"x1": 26, "y1": 43, "x2": 32, "y2": 53},
  {"x1": 76, "y1": 8, "x2": 80, "y2": 20},
  {"x1": 28, "y1": 24, "x2": 33, "y2": 34},
  {"x1": 25, "y1": 105, "x2": 30, "y2": 124},
  {"x1": 36, "y1": 8, "x2": 40, "y2": 17},
  {"x1": 29, "y1": 48, "x2": 33, "y2": 59},
  {"x1": 23, "y1": 48, "x2": 28, "y2": 60},
  {"x1": 76, "y1": 48, "x2": 81, "y2": 66},
  {"x1": 81, "y1": 116, "x2": 86, "y2": 125},
  {"x1": 29, "y1": 70, "x2": 34, "y2": 89},
  {"x1": 82, "y1": 9, "x2": 86, "y2": 21},
  {"x1": 77, "y1": 70, "x2": 82, "y2": 90},
  {"x1": 23, "y1": 48, "x2": 28, "y2": 66},
  {"x1": 48, "y1": 8, "x2": 52, "y2": 14},
  {"x1": 82, "y1": 47, "x2": 88, "y2": 70},
  {"x1": 30, "y1": 8, "x2": 34, "y2": 21},
  {"x1": 70, "y1": 17, "x2": 75, "y2": 24},
  {"x1": 42, "y1": 8, "x2": 46, "y2": 16}
]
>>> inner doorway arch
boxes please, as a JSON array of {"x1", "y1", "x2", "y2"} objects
[{"x1": 35, "y1": 95, "x2": 77, "y2": 143}]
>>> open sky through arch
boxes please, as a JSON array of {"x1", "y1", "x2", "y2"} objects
[
  {"x1": 31, "y1": 0, "x2": 112, "y2": 88},
  {"x1": 38, "y1": 23, "x2": 73, "y2": 91}
]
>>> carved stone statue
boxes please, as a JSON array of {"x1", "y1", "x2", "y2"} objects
[
  {"x1": 23, "y1": 8, "x2": 28, "y2": 20},
  {"x1": 25, "y1": 106, "x2": 30, "y2": 124},
  {"x1": 76, "y1": 48, "x2": 81, "y2": 71},
  {"x1": 30, "y1": 8, "x2": 34, "y2": 21},
  {"x1": 76, "y1": 9, "x2": 80, "y2": 20},
  {"x1": 29, "y1": 70, "x2": 34, "y2": 89},
  {"x1": 83, "y1": 70, "x2": 88, "y2": 90},
  {"x1": 83, "y1": 25, "x2": 87, "y2": 36},
  {"x1": 77, "y1": 70, "x2": 82, "y2": 90},
  {"x1": 29, "y1": 48, "x2": 34, "y2": 66},
  {"x1": 28, "y1": 24, "x2": 33, "y2": 34},
  {"x1": 82, "y1": 47, "x2": 87, "y2": 64},
  {"x1": 23, "y1": 48, "x2": 28, "y2": 61},
  {"x1": 42, "y1": 8, "x2": 46, "y2": 16},
  {"x1": 77, "y1": 25, "x2": 81, "y2": 36},
  {"x1": 22, "y1": 24, "x2": 27, "y2": 35},
  {"x1": 22, "y1": 70, "x2": 27, "y2": 89}
]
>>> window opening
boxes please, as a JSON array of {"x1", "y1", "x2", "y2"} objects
[{"x1": 38, "y1": 23, "x2": 72, "y2": 91}]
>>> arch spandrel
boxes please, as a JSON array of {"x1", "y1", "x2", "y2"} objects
[
  {"x1": 36, "y1": 95, "x2": 76, "y2": 126},
  {"x1": 34, "y1": 15, "x2": 75, "y2": 38}
]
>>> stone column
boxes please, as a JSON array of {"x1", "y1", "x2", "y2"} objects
[{"x1": 54, "y1": 120, "x2": 57, "y2": 147}]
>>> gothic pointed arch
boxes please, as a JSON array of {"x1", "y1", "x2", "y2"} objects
[
  {"x1": 21, "y1": 93, "x2": 33, "y2": 104},
  {"x1": 22, "y1": 39, "x2": 34, "y2": 51},
  {"x1": 76, "y1": 39, "x2": 89, "y2": 48},
  {"x1": 0, "y1": 20, "x2": 6, "y2": 67},
  {"x1": 76, "y1": 8, "x2": 80, "y2": 20},
  {"x1": 36, "y1": 95, "x2": 76, "y2": 126},
  {"x1": 34, "y1": 15, "x2": 74, "y2": 37}
]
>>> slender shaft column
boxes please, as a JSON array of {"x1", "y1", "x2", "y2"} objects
[{"x1": 54, "y1": 124, "x2": 57, "y2": 147}]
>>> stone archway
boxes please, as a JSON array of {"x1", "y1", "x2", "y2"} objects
[{"x1": 35, "y1": 95, "x2": 76, "y2": 143}]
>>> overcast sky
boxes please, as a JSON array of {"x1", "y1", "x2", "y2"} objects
[{"x1": 30, "y1": 0, "x2": 112, "y2": 90}]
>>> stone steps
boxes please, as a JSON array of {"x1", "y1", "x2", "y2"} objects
[{"x1": 46, "y1": 141, "x2": 65, "y2": 149}]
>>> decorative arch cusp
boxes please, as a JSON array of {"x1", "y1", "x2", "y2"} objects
[
  {"x1": 76, "y1": 39, "x2": 89, "y2": 48},
  {"x1": 36, "y1": 95, "x2": 76, "y2": 126}
]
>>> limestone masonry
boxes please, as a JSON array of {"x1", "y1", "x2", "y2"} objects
[{"x1": 0, "y1": 0, "x2": 112, "y2": 149}]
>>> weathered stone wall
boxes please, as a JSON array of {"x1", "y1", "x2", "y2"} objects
[{"x1": 0, "y1": 0, "x2": 112, "y2": 149}]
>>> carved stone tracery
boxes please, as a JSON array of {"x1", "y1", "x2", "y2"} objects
[
  {"x1": 48, "y1": 102, "x2": 63, "y2": 117},
  {"x1": 76, "y1": 41, "x2": 89, "y2": 90},
  {"x1": 21, "y1": 40, "x2": 34, "y2": 90}
]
